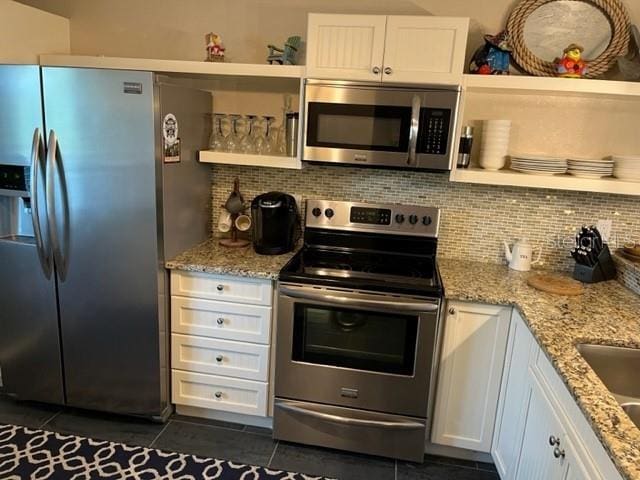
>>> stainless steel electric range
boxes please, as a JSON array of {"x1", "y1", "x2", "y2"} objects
[{"x1": 273, "y1": 199, "x2": 444, "y2": 462}]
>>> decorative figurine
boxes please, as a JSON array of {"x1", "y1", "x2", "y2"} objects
[
  {"x1": 469, "y1": 31, "x2": 511, "y2": 75},
  {"x1": 555, "y1": 43, "x2": 588, "y2": 78},
  {"x1": 617, "y1": 25, "x2": 640, "y2": 81},
  {"x1": 267, "y1": 36, "x2": 302, "y2": 65},
  {"x1": 205, "y1": 33, "x2": 225, "y2": 62}
]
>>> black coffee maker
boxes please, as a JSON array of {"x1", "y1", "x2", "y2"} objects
[{"x1": 251, "y1": 192, "x2": 299, "y2": 255}]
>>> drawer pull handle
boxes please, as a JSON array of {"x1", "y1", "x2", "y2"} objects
[
  {"x1": 214, "y1": 391, "x2": 223, "y2": 399},
  {"x1": 372, "y1": 66, "x2": 381, "y2": 74},
  {"x1": 553, "y1": 447, "x2": 565, "y2": 459},
  {"x1": 216, "y1": 318, "x2": 225, "y2": 326},
  {"x1": 448, "y1": 307, "x2": 456, "y2": 315},
  {"x1": 216, "y1": 284, "x2": 224, "y2": 291},
  {"x1": 549, "y1": 435, "x2": 560, "y2": 446},
  {"x1": 384, "y1": 66, "x2": 393, "y2": 75},
  {"x1": 216, "y1": 355, "x2": 224, "y2": 363}
]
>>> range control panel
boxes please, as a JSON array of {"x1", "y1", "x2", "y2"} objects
[{"x1": 306, "y1": 200, "x2": 440, "y2": 238}]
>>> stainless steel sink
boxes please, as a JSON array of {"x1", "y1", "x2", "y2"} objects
[{"x1": 576, "y1": 343, "x2": 640, "y2": 428}]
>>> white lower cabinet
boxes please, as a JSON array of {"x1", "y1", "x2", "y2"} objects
[
  {"x1": 431, "y1": 301, "x2": 511, "y2": 452},
  {"x1": 170, "y1": 271, "x2": 273, "y2": 419},
  {"x1": 492, "y1": 309, "x2": 622, "y2": 480}
]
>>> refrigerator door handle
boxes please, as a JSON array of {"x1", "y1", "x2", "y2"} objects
[
  {"x1": 30, "y1": 128, "x2": 52, "y2": 279},
  {"x1": 46, "y1": 130, "x2": 69, "y2": 280}
]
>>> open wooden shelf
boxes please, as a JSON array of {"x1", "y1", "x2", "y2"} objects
[
  {"x1": 463, "y1": 74, "x2": 640, "y2": 99},
  {"x1": 199, "y1": 150, "x2": 302, "y2": 169},
  {"x1": 40, "y1": 55, "x2": 304, "y2": 79},
  {"x1": 451, "y1": 167, "x2": 640, "y2": 196}
]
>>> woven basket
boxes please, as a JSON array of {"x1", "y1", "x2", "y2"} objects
[{"x1": 507, "y1": 0, "x2": 631, "y2": 78}]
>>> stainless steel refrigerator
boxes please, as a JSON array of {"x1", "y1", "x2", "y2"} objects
[{"x1": 0, "y1": 65, "x2": 211, "y2": 420}]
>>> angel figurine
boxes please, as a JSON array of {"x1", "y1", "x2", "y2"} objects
[{"x1": 205, "y1": 33, "x2": 225, "y2": 62}]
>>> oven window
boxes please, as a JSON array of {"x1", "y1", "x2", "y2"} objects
[
  {"x1": 306, "y1": 103, "x2": 411, "y2": 152},
  {"x1": 292, "y1": 304, "x2": 418, "y2": 375}
]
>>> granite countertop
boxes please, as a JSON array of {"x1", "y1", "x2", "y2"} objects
[
  {"x1": 165, "y1": 238, "x2": 300, "y2": 279},
  {"x1": 438, "y1": 259, "x2": 640, "y2": 480}
]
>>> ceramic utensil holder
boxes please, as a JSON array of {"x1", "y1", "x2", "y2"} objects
[{"x1": 573, "y1": 245, "x2": 617, "y2": 283}]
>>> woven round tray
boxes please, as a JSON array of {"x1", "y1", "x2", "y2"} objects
[
  {"x1": 527, "y1": 273, "x2": 584, "y2": 296},
  {"x1": 507, "y1": 0, "x2": 631, "y2": 78}
]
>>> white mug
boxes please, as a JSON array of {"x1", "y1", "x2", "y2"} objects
[
  {"x1": 235, "y1": 214, "x2": 252, "y2": 232},
  {"x1": 218, "y1": 210, "x2": 232, "y2": 233}
]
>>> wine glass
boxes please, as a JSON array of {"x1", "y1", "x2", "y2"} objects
[
  {"x1": 240, "y1": 115, "x2": 257, "y2": 154},
  {"x1": 210, "y1": 114, "x2": 225, "y2": 151},
  {"x1": 227, "y1": 114, "x2": 243, "y2": 153}
]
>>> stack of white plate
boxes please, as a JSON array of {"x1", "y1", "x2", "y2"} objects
[
  {"x1": 567, "y1": 158, "x2": 614, "y2": 179},
  {"x1": 479, "y1": 120, "x2": 511, "y2": 170},
  {"x1": 510, "y1": 155, "x2": 567, "y2": 175},
  {"x1": 612, "y1": 155, "x2": 640, "y2": 182}
]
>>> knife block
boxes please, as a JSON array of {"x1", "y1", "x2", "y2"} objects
[{"x1": 573, "y1": 245, "x2": 617, "y2": 283}]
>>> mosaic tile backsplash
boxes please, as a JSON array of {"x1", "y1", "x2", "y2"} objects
[{"x1": 211, "y1": 164, "x2": 640, "y2": 272}]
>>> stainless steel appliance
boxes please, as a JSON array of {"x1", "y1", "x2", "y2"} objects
[
  {"x1": 303, "y1": 80, "x2": 461, "y2": 170},
  {"x1": 274, "y1": 200, "x2": 444, "y2": 461},
  {"x1": 251, "y1": 192, "x2": 299, "y2": 255},
  {"x1": 0, "y1": 65, "x2": 211, "y2": 420}
]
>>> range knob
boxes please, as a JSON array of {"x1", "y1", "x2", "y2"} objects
[
  {"x1": 422, "y1": 216, "x2": 432, "y2": 226},
  {"x1": 395, "y1": 214, "x2": 405, "y2": 224},
  {"x1": 312, "y1": 207, "x2": 322, "y2": 217},
  {"x1": 325, "y1": 208, "x2": 335, "y2": 218},
  {"x1": 409, "y1": 214, "x2": 418, "y2": 225}
]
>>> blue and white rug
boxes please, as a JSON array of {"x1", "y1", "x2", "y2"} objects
[{"x1": 0, "y1": 423, "x2": 330, "y2": 479}]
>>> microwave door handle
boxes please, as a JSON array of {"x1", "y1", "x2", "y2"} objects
[
  {"x1": 407, "y1": 94, "x2": 421, "y2": 166},
  {"x1": 279, "y1": 285, "x2": 438, "y2": 312}
]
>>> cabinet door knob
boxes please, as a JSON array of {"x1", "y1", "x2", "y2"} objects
[
  {"x1": 448, "y1": 307, "x2": 456, "y2": 315},
  {"x1": 216, "y1": 355, "x2": 223, "y2": 363},
  {"x1": 216, "y1": 284, "x2": 224, "y2": 291},
  {"x1": 548, "y1": 435, "x2": 560, "y2": 446},
  {"x1": 384, "y1": 67, "x2": 393, "y2": 75},
  {"x1": 214, "y1": 391, "x2": 222, "y2": 399},
  {"x1": 553, "y1": 447, "x2": 565, "y2": 459},
  {"x1": 216, "y1": 317, "x2": 224, "y2": 326},
  {"x1": 372, "y1": 66, "x2": 381, "y2": 74}
]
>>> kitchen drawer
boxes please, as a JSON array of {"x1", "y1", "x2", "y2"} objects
[
  {"x1": 171, "y1": 296, "x2": 272, "y2": 344},
  {"x1": 171, "y1": 271, "x2": 272, "y2": 306},
  {"x1": 172, "y1": 369, "x2": 268, "y2": 417},
  {"x1": 171, "y1": 334, "x2": 269, "y2": 381}
]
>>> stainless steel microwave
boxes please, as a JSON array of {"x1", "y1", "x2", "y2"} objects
[{"x1": 303, "y1": 80, "x2": 461, "y2": 170}]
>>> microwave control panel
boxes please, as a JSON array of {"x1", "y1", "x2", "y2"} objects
[{"x1": 417, "y1": 108, "x2": 451, "y2": 155}]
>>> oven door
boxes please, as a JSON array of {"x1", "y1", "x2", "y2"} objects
[
  {"x1": 275, "y1": 283, "x2": 440, "y2": 418},
  {"x1": 304, "y1": 82, "x2": 418, "y2": 168}
]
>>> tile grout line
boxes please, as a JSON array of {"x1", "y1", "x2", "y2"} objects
[
  {"x1": 39, "y1": 410, "x2": 62, "y2": 429},
  {"x1": 148, "y1": 420, "x2": 172, "y2": 449},
  {"x1": 267, "y1": 440, "x2": 279, "y2": 468}
]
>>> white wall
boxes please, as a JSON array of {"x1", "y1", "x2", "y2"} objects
[
  {"x1": 18, "y1": 0, "x2": 639, "y2": 67},
  {"x1": 0, "y1": 0, "x2": 69, "y2": 63}
]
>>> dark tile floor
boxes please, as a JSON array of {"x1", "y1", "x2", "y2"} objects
[{"x1": 0, "y1": 395, "x2": 499, "y2": 480}]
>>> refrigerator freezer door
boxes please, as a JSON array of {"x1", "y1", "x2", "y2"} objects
[
  {"x1": 0, "y1": 65, "x2": 43, "y2": 166},
  {"x1": 41, "y1": 67, "x2": 166, "y2": 417},
  {"x1": 0, "y1": 239, "x2": 64, "y2": 404}
]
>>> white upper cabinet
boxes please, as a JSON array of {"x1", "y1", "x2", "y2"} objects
[
  {"x1": 306, "y1": 13, "x2": 469, "y2": 84},
  {"x1": 431, "y1": 301, "x2": 511, "y2": 452},
  {"x1": 382, "y1": 16, "x2": 468, "y2": 85},
  {"x1": 306, "y1": 14, "x2": 387, "y2": 82}
]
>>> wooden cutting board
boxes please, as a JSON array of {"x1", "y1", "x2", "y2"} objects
[{"x1": 527, "y1": 273, "x2": 584, "y2": 296}]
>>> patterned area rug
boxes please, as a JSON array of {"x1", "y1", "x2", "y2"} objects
[{"x1": 0, "y1": 423, "x2": 330, "y2": 479}]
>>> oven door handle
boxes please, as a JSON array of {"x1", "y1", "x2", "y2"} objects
[
  {"x1": 407, "y1": 94, "x2": 421, "y2": 166},
  {"x1": 277, "y1": 402, "x2": 425, "y2": 430},
  {"x1": 279, "y1": 285, "x2": 439, "y2": 312}
]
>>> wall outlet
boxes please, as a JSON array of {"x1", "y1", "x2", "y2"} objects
[{"x1": 596, "y1": 219, "x2": 613, "y2": 242}]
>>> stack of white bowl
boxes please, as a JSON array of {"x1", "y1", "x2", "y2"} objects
[
  {"x1": 613, "y1": 155, "x2": 640, "y2": 182},
  {"x1": 479, "y1": 120, "x2": 511, "y2": 170}
]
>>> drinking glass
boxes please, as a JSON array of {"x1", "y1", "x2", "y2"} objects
[
  {"x1": 240, "y1": 115, "x2": 257, "y2": 154},
  {"x1": 227, "y1": 114, "x2": 243, "y2": 153},
  {"x1": 210, "y1": 114, "x2": 225, "y2": 151}
]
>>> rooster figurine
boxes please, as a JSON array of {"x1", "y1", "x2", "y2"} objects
[
  {"x1": 555, "y1": 44, "x2": 588, "y2": 78},
  {"x1": 469, "y1": 31, "x2": 511, "y2": 75}
]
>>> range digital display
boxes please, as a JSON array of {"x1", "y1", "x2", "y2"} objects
[{"x1": 350, "y1": 207, "x2": 391, "y2": 225}]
